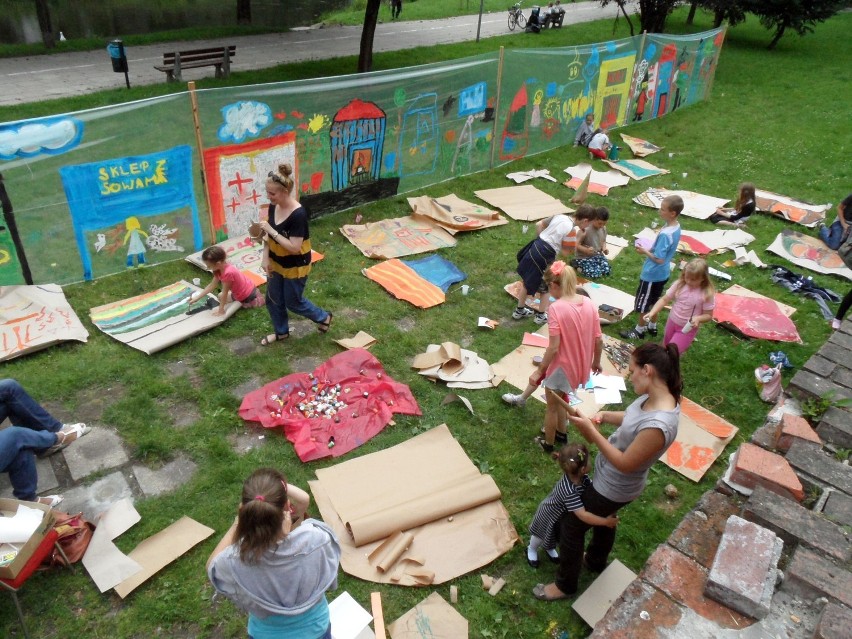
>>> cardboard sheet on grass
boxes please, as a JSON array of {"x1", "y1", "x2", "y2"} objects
[
  {"x1": 506, "y1": 168, "x2": 558, "y2": 184},
  {"x1": 309, "y1": 424, "x2": 518, "y2": 586},
  {"x1": 756, "y1": 189, "x2": 830, "y2": 228},
  {"x1": 474, "y1": 185, "x2": 572, "y2": 221},
  {"x1": 89, "y1": 281, "x2": 240, "y2": 354},
  {"x1": 0, "y1": 284, "x2": 89, "y2": 362},
  {"x1": 603, "y1": 158, "x2": 669, "y2": 180},
  {"x1": 662, "y1": 397, "x2": 739, "y2": 481},
  {"x1": 491, "y1": 330, "x2": 626, "y2": 415},
  {"x1": 676, "y1": 228, "x2": 755, "y2": 255},
  {"x1": 388, "y1": 592, "x2": 468, "y2": 638},
  {"x1": 363, "y1": 256, "x2": 465, "y2": 308},
  {"x1": 723, "y1": 284, "x2": 796, "y2": 317},
  {"x1": 714, "y1": 290, "x2": 802, "y2": 343},
  {"x1": 503, "y1": 280, "x2": 634, "y2": 323},
  {"x1": 413, "y1": 342, "x2": 498, "y2": 390},
  {"x1": 619, "y1": 134, "x2": 662, "y2": 157},
  {"x1": 563, "y1": 163, "x2": 630, "y2": 196},
  {"x1": 340, "y1": 216, "x2": 456, "y2": 259},
  {"x1": 186, "y1": 236, "x2": 323, "y2": 286},
  {"x1": 407, "y1": 194, "x2": 508, "y2": 234},
  {"x1": 573, "y1": 559, "x2": 637, "y2": 628},
  {"x1": 81, "y1": 498, "x2": 213, "y2": 597},
  {"x1": 767, "y1": 229, "x2": 852, "y2": 280},
  {"x1": 634, "y1": 188, "x2": 729, "y2": 220},
  {"x1": 239, "y1": 348, "x2": 421, "y2": 462}
]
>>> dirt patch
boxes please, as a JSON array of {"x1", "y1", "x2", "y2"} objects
[
  {"x1": 67, "y1": 383, "x2": 128, "y2": 424},
  {"x1": 397, "y1": 316, "x2": 417, "y2": 332},
  {"x1": 227, "y1": 335, "x2": 260, "y2": 357},
  {"x1": 232, "y1": 376, "x2": 263, "y2": 400},
  {"x1": 229, "y1": 425, "x2": 272, "y2": 455},
  {"x1": 291, "y1": 355, "x2": 324, "y2": 373},
  {"x1": 165, "y1": 359, "x2": 203, "y2": 388},
  {"x1": 654, "y1": 497, "x2": 682, "y2": 515},
  {"x1": 336, "y1": 306, "x2": 368, "y2": 321},
  {"x1": 156, "y1": 398, "x2": 201, "y2": 430}
]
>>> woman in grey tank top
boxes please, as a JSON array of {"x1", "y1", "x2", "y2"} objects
[{"x1": 533, "y1": 342, "x2": 682, "y2": 601}]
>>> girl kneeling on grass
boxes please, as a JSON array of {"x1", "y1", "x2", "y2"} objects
[
  {"x1": 643, "y1": 258, "x2": 715, "y2": 355},
  {"x1": 207, "y1": 468, "x2": 340, "y2": 639},
  {"x1": 527, "y1": 442, "x2": 618, "y2": 568},
  {"x1": 188, "y1": 246, "x2": 265, "y2": 315}
]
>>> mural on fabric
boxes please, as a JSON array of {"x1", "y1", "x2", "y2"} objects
[
  {"x1": 203, "y1": 133, "x2": 297, "y2": 240},
  {"x1": 0, "y1": 29, "x2": 723, "y2": 286},
  {"x1": 59, "y1": 145, "x2": 203, "y2": 280}
]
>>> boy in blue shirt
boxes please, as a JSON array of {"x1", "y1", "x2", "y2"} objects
[{"x1": 620, "y1": 195, "x2": 684, "y2": 340}]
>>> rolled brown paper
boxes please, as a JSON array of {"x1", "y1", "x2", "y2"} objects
[
  {"x1": 367, "y1": 530, "x2": 413, "y2": 573},
  {"x1": 346, "y1": 474, "x2": 501, "y2": 546}
]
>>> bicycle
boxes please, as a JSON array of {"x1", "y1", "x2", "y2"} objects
[{"x1": 508, "y1": 1, "x2": 526, "y2": 31}]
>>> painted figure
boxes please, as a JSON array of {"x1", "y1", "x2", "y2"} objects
[{"x1": 123, "y1": 216, "x2": 149, "y2": 267}]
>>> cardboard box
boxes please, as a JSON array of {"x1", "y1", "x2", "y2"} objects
[{"x1": 0, "y1": 498, "x2": 56, "y2": 580}]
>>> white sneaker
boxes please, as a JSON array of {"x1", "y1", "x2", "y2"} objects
[
  {"x1": 831, "y1": 318, "x2": 842, "y2": 330},
  {"x1": 534, "y1": 312, "x2": 548, "y2": 325},
  {"x1": 502, "y1": 393, "x2": 526, "y2": 407},
  {"x1": 512, "y1": 307, "x2": 534, "y2": 320}
]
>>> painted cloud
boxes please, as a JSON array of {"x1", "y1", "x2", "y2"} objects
[
  {"x1": 217, "y1": 101, "x2": 272, "y2": 143},
  {"x1": 0, "y1": 117, "x2": 84, "y2": 160}
]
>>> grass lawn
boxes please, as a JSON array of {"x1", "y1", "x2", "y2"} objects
[{"x1": 1, "y1": 7, "x2": 850, "y2": 639}]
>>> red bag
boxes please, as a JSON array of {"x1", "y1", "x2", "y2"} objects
[{"x1": 42, "y1": 511, "x2": 96, "y2": 566}]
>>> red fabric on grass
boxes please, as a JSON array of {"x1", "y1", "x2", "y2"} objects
[
  {"x1": 713, "y1": 294, "x2": 801, "y2": 343},
  {"x1": 238, "y1": 349, "x2": 421, "y2": 462}
]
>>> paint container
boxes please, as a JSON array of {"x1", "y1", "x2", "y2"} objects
[
  {"x1": 461, "y1": 285, "x2": 470, "y2": 295},
  {"x1": 522, "y1": 224, "x2": 529, "y2": 234},
  {"x1": 682, "y1": 172, "x2": 688, "y2": 178},
  {"x1": 668, "y1": 152, "x2": 674, "y2": 158},
  {"x1": 192, "y1": 278, "x2": 201, "y2": 286},
  {"x1": 532, "y1": 355, "x2": 543, "y2": 365}
]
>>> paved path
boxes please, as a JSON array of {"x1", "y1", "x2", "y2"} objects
[{"x1": 1, "y1": 2, "x2": 629, "y2": 108}]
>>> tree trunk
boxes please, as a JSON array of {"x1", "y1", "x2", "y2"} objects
[
  {"x1": 713, "y1": 10, "x2": 723, "y2": 28},
  {"x1": 358, "y1": 0, "x2": 382, "y2": 73},
  {"x1": 686, "y1": 1, "x2": 697, "y2": 25},
  {"x1": 768, "y1": 23, "x2": 786, "y2": 50},
  {"x1": 236, "y1": 0, "x2": 252, "y2": 25},
  {"x1": 617, "y1": 1, "x2": 635, "y2": 36},
  {"x1": 35, "y1": 0, "x2": 55, "y2": 49}
]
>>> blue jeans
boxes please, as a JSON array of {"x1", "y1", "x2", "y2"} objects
[
  {"x1": 0, "y1": 379, "x2": 63, "y2": 500},
  {"x1": 819, "y1": 220, "x2": 849, "y2": 250},
  {"x1": 265, "y1": 272, "x2": 328, "y2": 336}
]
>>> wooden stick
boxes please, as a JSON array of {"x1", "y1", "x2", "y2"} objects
[{"x1": 371, "y1": 591, "x2": 386, "y2": 639}]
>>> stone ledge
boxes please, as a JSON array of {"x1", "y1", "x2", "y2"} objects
[
  {"x1": 817, "y1": 406, "x2": 852, "y2": 449},
  {"x1": 782, "y1": 546, "x2": 852, "y2": 608},
  {"x1": 785, "y1": 439, "x2": 852, "y2": 496}
]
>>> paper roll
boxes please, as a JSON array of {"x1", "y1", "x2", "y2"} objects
[
  {"x1": 346, "y1": 474, "x2": 501, "y2": 546},
  {"x1": 367, "y1": 530, "x2": 413, "y2": 573}
]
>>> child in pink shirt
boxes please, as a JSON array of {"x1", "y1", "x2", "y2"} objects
[
  {"x1": 188, "y1": 246, "x2": 265, "y2": 315},
  {"x1": 643, "y1": 258, "x2": 715, "y2": 354}
]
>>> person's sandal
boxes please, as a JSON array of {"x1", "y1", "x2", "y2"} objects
[
  {"x1": 39, "y1": 423, "x2": 90, "y2": 458},
  {"x1": 261, "y1": 333, "x2": 289, "y2": 346},
  {"x1": 533, "y1": 436, "x2": 554, "y2": 453},
  {"x1": 317, "y1": 312, "x2": 333, "y2": 334},
  {"x1": 532, "y1": 583, "x2": 574, "y2": 601}
]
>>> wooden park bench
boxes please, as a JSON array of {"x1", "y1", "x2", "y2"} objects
[{"x1": 154, "y1": 45, "x2": 236, "y2": 82}]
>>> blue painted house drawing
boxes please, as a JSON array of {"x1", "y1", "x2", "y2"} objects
[{"x1": 330, "y1": 99, "x2": 386, "y2": 191}]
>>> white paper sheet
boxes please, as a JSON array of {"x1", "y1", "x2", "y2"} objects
[{"x1": 329, "y1": 591, "x2": 373, "y2": 639}]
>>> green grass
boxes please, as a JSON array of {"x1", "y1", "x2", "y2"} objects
[
  {"x1": 320, "y1": 0, "x2": 532, "y2": 26},
  {"x1": 0, "y1": 25, "x2": 279, "y2": 59},
  {"x1": 1, "y1": 7, "x2": 850, "y2": 639}
]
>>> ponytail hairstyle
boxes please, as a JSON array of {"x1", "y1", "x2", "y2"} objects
[
  {"x1": 679, "y1": 257, "x2": 715, "y2": 301},
  {"x1": 544, "y1": 261, "x2": 578, "y2": 298},
  {"x1": 553, "y1": 442, "x2": 591, "y2": 477},
  {"x1": 267, "y1": 163, "x2": 295, "y2": 194},
  {"x1": 632, "y1": 342, "x2": 683, "y2": 403},
  {"x1": 735, "y1": 182, "x2": 756, "y2": 212},
  {"x1": 235, "y1": 468, "x2": 289, "y2": 564}
]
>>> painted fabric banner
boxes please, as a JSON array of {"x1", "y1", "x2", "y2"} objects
[
  {"x1": 0, "y1": 284, "x2": 89, "y2": 362},
  {"x1": 0, "y1": 29, "x2": 723, "y2": 285},
  {"x1": 0, "y1": 95, "x2": 199, "y2": 285}
]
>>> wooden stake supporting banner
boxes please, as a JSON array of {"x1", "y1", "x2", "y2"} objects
[
  {"x1": 489, "y1": 46, "x2": 505, "y2": 170},
  {"x1": 371, "y1": 591, "x2": 386, "y2": 639},
  {"x1": 187, "y1": 80, "x2": 215, "y2": 237}
]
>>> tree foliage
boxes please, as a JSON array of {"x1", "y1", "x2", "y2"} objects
[
  {"x1": 236, "y1": 0, "x2": 252, "y2": 25},
  {"x1": 358, "y1": 0, "x2": 382, "y2": 72},
  {"x1": 743, "y1": 0, "x2": 847, "y2": 49},
  {"x1": 599, "y1": 0, "x2": 678, "y2": 34},
  {"x1": 688, "y1": 0, "x2": 747, "y2": 28}
]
